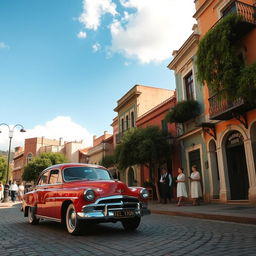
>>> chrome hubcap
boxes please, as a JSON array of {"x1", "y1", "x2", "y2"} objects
[{"x1": 68, "y1": 208, "x2": 76, "y2": 230}]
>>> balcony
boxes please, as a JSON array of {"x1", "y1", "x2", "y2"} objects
[
  {"x1": 208, "y1": 90, "x2": 248, "y2": 120},
  {"x1": 221, "y1": 1, "x2": 256, "y2": 37}
]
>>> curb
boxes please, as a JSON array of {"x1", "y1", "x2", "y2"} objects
[{"x1": 151, "y1": 209, "x2": 256, "y2": 225}]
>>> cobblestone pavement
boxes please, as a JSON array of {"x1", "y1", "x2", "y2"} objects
[{"x1": 1, "y1": 204, "x2": 256, "y2": 256}]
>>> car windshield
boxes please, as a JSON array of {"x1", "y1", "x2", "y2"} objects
[{"x1": 63, "y1": 167, "x2": 112, "y2": 181}]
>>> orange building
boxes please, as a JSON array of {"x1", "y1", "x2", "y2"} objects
[
  {"x1": 194, "y1": 0, "x2": 256, "y2": 202},
  {"x1": 136, "y1": 95, "x2": 180, "y2": 199}
]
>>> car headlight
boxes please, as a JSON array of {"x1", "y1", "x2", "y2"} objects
[
  {"x1": 140, "y1": 188, "x2": 149, "y2": 199},
  {"x1": 84, "y1": 189, "x2": 95, "y2": 201}
]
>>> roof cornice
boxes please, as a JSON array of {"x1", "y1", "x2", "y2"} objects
[{"x1": 167, "y1": 33, "x2": 200, "y2": 71}]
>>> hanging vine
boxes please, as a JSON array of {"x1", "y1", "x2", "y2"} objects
[{"x1": 196, "y1": 13, "x2": 245, "y2": 100}]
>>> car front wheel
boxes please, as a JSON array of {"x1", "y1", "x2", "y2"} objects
[
  {"x1": 122, "y1": 217, "x2": 141, "y2": 231},
  {"x1": 28, "y1": 206, "x2": 39, "y2": 225},
  {"x1": 66, "y1": 203, "x2": 82, "y2": 235}
]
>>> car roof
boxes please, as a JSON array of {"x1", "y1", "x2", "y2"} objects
[{"x1": 42, "y1": 163, "x2": 107, "y2": 173}]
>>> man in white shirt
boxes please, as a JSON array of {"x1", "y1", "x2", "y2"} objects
[
  {"x1": 159, "y1": 168, "x2": 172, "y2": 204},
  {"x1": 9, "y1": 181, "x2": 18, "y2": 202}
]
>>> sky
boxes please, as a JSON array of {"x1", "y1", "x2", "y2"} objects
[{"x1": 0, "y1": 0, "x2": 195, "y2": 150}]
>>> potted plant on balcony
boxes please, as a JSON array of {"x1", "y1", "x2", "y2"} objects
[{"x1": 165, "y1": 100, "x2": 200, "y2": 124}]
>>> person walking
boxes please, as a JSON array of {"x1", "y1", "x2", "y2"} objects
[
  {"x1": 159, "y1": 168, "x2": 172, "y2": 204},
  {"x1": 189, "y1": 165, "x2": 202, "y2": 206},
  {"x1": 9, "y1": 181, "x2": 18, "y2": 202},
  {"x1": 176, "y1": 168, "x2": 188, "y2": 206},
  {"x1": 0, "y1": 181, "x2": 4, "y2": 201},
  {"x1": 18, "y1": 182, "x2": 25, "y2": 201}
]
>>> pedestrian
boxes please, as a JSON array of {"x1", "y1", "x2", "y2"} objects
[
  {"x1": 9, "y1": 181, "x2": 18, "y2": 202},
  {"x1": 189, "y1": 165, "x2": 202, "y2": 206},
  {"x1": 0, "y1": 181, "x2": 4, "y2": 201},
  {"x1": 176, "y1": 167, "x2": 188, "y2": 206},
  {"x1": 18, "y1": 182, "x2": 25, "y2": 201},
  {"x1": 159, "y1": 168, "x2": 172, "y2": 204}
]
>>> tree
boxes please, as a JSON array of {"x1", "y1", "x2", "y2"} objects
[
  {"x1": 22, "y1": 152, "x2": 67, "y2": 182},
  {"x1": 0, "y1": 156, "x2": 7, "y2": 181},
  {"x1": 115, "y1": 126, "x2": 171, "y2": 182},
  {"x1": 100, "y1": 154, "x2": 116, "y2": 168}
]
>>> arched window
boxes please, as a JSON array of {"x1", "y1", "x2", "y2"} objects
[
  {"x1": 126, "y1": 115, "x2": 129, "y2": 130},
  {"x1": 131, "y1": 111, "x2": 135, "y2": 127},
  {"x1": 27, "y1": 153, "x2": 33, "y2": 163}
]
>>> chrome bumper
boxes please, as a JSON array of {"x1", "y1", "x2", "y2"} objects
[{"x1": 77, "y1": 195, "x2": 150, "y2": 220}]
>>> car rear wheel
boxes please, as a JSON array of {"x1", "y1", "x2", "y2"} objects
[
  {"x1": 28, "y1": 206, "x2": 39, "y2": 225},
  {"x1": 122, "y1": 217, "x2": 141, "y2": 231},
  {"x1": 66, "y1": 203, "x2": 82, "y2": 235}
]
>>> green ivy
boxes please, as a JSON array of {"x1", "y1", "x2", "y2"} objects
[
  {"x1": 238, "y1": 63, "x2": 256, "y2": 105},
  {"x1": 197, "y1": 13, "x2": 244, "y2": 100},
  {"x1": 165, "y1": 100, "x2": 200, "y2": 123}
]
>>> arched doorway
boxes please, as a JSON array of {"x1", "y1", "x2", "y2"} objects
[
  {"x1": 209, "y1": 140, "x2": 220, "y2": 199},
  {"x1": 128, "y1": 167, "x2": 135, "y2": 186},
  {"x1": 226, "y1": 131, "x2": 249, "y2": 200}
]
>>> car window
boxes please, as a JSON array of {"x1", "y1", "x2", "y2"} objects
[
  {"x1": 38, "y1": 172, "x2": 49, "y2": 185},
  {"x1": 63, "y1": 167, "x2": 112, "y2": 181},
  {"x1": 49, "y1": 169, "x2": 62, "y2": 184}
]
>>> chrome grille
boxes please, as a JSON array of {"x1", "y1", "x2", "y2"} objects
[{"x1": 83, "y1": 195, "x2": 140, "y2": 213}]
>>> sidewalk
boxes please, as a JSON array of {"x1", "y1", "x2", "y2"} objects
[
  {"x1": 0, "y1": 200, "x2": 21, "y2": 208},
  {"x1": 148, "y1": 201, "x2": 256, "y2": 225}
]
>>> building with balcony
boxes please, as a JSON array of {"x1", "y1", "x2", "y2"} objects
[
  {"x1": 193, "y1": 0, "x2": 256, "y2": 202},
  {"x1": 114, "y1": 84, "x2": 175, "y2": 185},
  {"x1": 167, "y1": 24, "x2": 211, "y2": 201}
]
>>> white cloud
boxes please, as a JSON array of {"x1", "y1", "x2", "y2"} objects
[
  {"x1": 0, "y1": 116, "x2": 93, "y2": 151},
  {"x1": 110, "y1": 0, "x2": 195, "y2": 63},
  {"x1": 77, "y1": 31, "x2": 87, "y2": 39},
  {"x1": 78, "y1": 0, "x2": 195, "y2": 63},
  {"x1": 92, "y1": 43, "x2": 101, "y2": 52},
  {"x1": 79, "y1": 0, "x2": 117, "y2": 30},
  {"x1": 0, "y1": 42, "x2": 9, "y2": 49}
]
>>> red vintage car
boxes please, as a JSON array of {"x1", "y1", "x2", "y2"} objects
[{"x1": 22, "y1": 163, "x2": 150, "y2": 234}]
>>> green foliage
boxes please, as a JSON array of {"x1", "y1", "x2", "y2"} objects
[
  {"x1": 115, "y1": 126, "x2": 170, "y2": 170},
  {"x1": 165, "y1": 100, "x2": 200, "y2": 123},
  {"x1": 196, "y1": 14, "x2": 244, "y2": 99},
  {"x1": 238, "y1": 63, "x2": 256, "y2": 105},
  {"x1": 100, "y1": 154, "x2": 116, "y2": 168},
  {"x1": 0, "y1": 156, "x2": 7, "y2": 181},
  {"x1": 22, "y1": 152, "x2": 67, "y2": 182},
  {"x1": 197, "y1": 13, "x2": 256, "y2": 103}
]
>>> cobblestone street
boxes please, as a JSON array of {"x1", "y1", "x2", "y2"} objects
[{"x1": 1, "y1": 204, "x2": 256, "y2": 256}]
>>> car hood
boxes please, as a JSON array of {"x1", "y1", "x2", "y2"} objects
[{"x1": 65, "y1": 180, "x2": 133, "y2": 197}]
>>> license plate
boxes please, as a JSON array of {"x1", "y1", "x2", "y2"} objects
[{"x1": 114, "y1": 210, "x2": 135, "y2": 217}]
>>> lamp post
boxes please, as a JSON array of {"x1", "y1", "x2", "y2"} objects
[{"x1": 0, "y1": 123, "x2": 26, "y2": 202}]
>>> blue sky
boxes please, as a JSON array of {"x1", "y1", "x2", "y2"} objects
[{"x1": 0, "y1": 0, "x2": 195, "y2": 150}]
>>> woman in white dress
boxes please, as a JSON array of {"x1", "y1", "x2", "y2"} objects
[
  {"x1": 176, "y1": 168, "x2": 187, "y2": 206},
  {"x1": 189, "y1": 165, "x2": 202, "y2": 206}
]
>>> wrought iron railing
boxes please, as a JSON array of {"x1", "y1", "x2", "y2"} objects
[
  {"x1": 208, "y1": 90, "x2": 245, "y2": 119},
  {"x1": 222, "y1": 1, "x2": 256, "y2": 25}
]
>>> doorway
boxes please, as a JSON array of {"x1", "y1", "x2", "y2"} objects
[
  {"x1": 226, "y1": 131, "x2": 249, "y2": 200},
  {"x1": 128, "y1": 167, "x2": 135, "y2": 186}
]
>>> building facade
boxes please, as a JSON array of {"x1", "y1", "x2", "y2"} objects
[
  {"x1": 12, "y1": 137, "x2": 85, "y2": 183},
  {"x1": 193, "y1": 0, "x2": 256, "y2": 202},
  {"x1": 136, "y1": 95, "x2": 180, "y2": 199},
  {"x1": 114, "y1": 84, "x2": 175, "y2": 186},
  {"x1": 168, "y1": 25, "x2": 211, "y2": 201}
]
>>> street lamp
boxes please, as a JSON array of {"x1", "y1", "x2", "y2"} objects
[{"x1": 0, "y1": 123, "x2": 26, "y2": 202}]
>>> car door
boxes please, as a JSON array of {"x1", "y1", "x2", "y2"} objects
[
  {"x1": 46, "y1": 169, "x2": 62, "y2": 219},
  {"x1": 36, "y1": 171, "x2": 50, "y2": 217}
]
